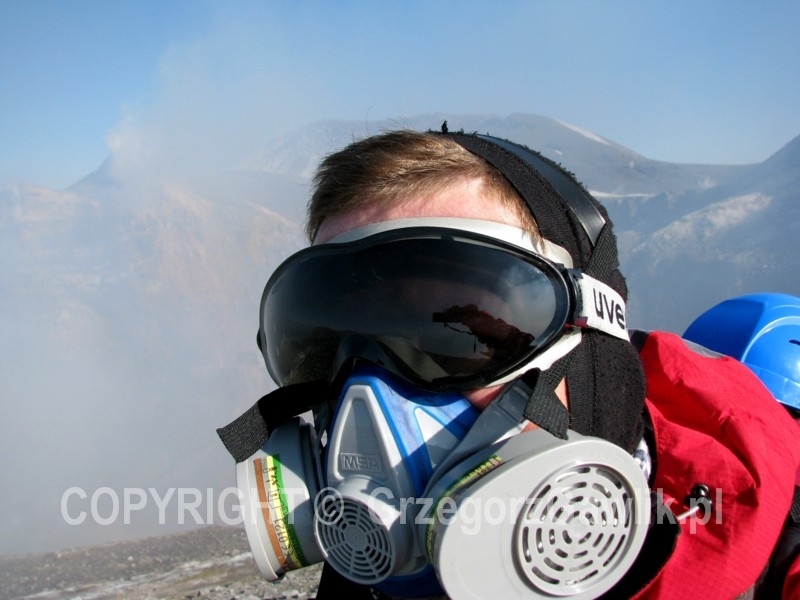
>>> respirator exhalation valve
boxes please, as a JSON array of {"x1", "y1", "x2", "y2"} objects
[
  {"x1": 314, "y1": 493, "x2": 395, "y2": 583},
  {"x1": 516, "y1": 463, "x2": 639, "y2": 595}
]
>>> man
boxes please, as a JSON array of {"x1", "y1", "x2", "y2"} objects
[{"x1": 220, "y1": 128, "x2": 800, "y2": 599}]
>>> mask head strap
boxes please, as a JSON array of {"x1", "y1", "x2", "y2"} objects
[
  {"x1": 518, "y1": 352, "x2": 574, "y2": 439},
  {"x1": 217, "y1": 380, "x2": 332, "y2": 462}
]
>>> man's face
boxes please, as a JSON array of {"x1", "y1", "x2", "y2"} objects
[{"x1": 313, "y1": 176, "x2": 544, "y2": 410}]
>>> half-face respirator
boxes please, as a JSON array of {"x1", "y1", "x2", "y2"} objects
[
  {"x1": 232, "y1": 364, "x2": 651, "y2": 599},
  {"x1": 220, "y1": 219, "x2": 652, "y2": 598}
]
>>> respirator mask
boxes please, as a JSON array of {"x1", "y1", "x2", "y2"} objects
[{"x1": 219, "y1": 219, "x2": 652, "y2": 599}]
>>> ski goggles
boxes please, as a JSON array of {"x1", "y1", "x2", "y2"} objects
[{"x1": 258, "y1": 220, "x2": 628, "y2": 391}]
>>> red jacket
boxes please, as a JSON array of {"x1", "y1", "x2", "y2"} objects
[
  {"x1": 633, "y1": 332, "x2": 800, "y2": 599},
  {"x1": 787, "y1": 420, "x2": 800, "y2": 600},
  {"x1": 786, "y1": 562, "x2": 800, "y2": 600}
]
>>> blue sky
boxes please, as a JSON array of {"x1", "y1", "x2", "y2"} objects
[{"x1": 1, "y1": 0, "x2": 799, "y2": 189}]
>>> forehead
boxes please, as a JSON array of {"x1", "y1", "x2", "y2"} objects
[{"x1": 314, "y1": 177, "x2": 526, "y2": 244}]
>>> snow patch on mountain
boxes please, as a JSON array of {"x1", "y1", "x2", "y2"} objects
[
  {"x1": 590, "y1": 190, "x2": 656, "y2": 201},
  {"x1": 645, "y1": 193, "x2": 772, "y2": 252},
  {"x1": 554, "y1": 119, "x2": 611, "y2": 146}
]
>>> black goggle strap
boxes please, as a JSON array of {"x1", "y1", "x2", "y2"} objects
[
  {"x1": 216, "y1": 380, "x2": 331, "y2": 463},
  {"x1": 583, "y1": 221, "x2": 622, "y2": 286},
  {"x1": 473, "y1": 134, "x2": 607, "y2": 246},
  {"x1": 441, "y1": 132, "x2": 622, "y2": 289},
  {"x1": 440, "y1": 132, "x2": 601, "y2": 263}
]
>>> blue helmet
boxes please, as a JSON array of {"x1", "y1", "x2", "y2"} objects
[{"x1": 683, "y1": 293, "x2": 800, "y2": 410}]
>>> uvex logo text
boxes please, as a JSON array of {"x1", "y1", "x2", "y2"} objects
[{"x1": 593, "y1": 288, "x2": 625, "y2": 329}]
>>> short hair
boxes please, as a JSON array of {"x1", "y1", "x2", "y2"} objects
[{"x1": 306, "y1": 129, "x2": 540, "y2": 242}]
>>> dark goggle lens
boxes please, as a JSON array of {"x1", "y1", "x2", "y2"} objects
[{"x1": 260, "y1": 231, "x2": 570, "y2": 389}]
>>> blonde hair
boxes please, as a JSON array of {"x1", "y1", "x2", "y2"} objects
[{"x1": 306, "y1": 130, "x2": 539, "y2": 242}]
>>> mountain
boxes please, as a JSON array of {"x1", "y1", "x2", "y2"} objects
[
  {"x1": 0, "y1": 160, "x2": 306, "y2": 555},
  {"x1": 616, "y1": 134, "x2": 800, "y2": 330},
  {"x1": 1, "y1": 113, "x2": 798, "y2": 557}
]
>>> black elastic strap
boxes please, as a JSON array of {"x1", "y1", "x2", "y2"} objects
[
  {"x1": 519, "y1": 352, "x2": 574, "y2": 439},
  {"x1": 583, "y1": 222, "x2": 620, "y2": 282},
  {"x1": 441, "y1": 132, "x2": 581, "y2": 259},
  {"x1": 441, "y1": 132, "x2": 620, "y2": 296},
  {"x1": 475, "y1": 135, "x2": 607, "y2": 246},
  {"x1": 217, "y1": 402, "x2": 269, "y2": 463},
  {"x1": 216, "y1": 380, "x2": 331, "y2": 463}
]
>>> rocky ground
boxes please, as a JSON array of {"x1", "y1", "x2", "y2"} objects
[{"x1": 0, "y1": 526, "x2": 322, "y2": 600}]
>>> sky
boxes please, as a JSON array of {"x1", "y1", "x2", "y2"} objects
[{"x1": 1, "y1": 0, "x2": 799, "y2": 191}]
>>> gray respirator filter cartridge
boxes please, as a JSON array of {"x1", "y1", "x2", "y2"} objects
[
  {"x1": 421, "y1": 429, "x2": 651, "y2": 599},
  {"x1": 235, "y1": 418, "x2": 324, "y2": 580}
]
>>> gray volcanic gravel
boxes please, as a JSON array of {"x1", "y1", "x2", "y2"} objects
[{"x1": 0, "y1": 526, "x2": 323, "y2": 600}]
